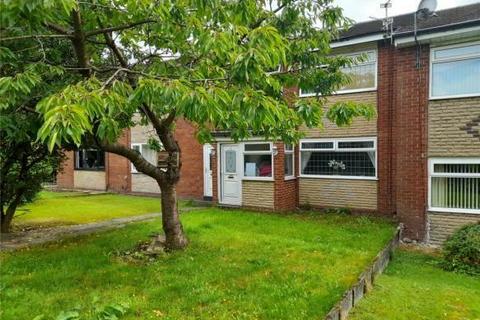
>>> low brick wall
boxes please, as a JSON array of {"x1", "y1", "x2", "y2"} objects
[{"x1": 325, "y1": 225, "x2": 402, "y2": 320}]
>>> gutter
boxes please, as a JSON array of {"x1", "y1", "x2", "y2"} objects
[{"x1": 331, "y1": 19, "x2": 480, "y2": 48}]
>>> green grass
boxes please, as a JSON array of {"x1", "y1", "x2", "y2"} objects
[
  {"x1": 13, "y1": 191, "x2": 163, "y2": 228},
  {"x1": 1, "y1": 209, "x2": 395, "y2": 319},
  {"x1": 349, "y1": 248, "x2": 480, "y2": 320}
]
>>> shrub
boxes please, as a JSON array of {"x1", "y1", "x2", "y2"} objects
[{"x1": 442, "y1": 222, "x2": 480, "y2": 275}]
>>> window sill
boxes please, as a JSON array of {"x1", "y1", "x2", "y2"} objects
[
  {"x1": 428, "y1": 208, "x2": 480, "y2": 215},
  {"x1": 299, "y1": 174, "x2": 378, "y2": 181},
  {"x1": 429, "y1": 93, "x2": 480, "y2": 100},
  {"x1": 242, "y1": 177, "x2": 274, "y2": 182},
  {"x1": 284, "y1": 176, "x2": 297, "y2": 181},
  {"x1": 74, "y1": 169, "x2": 105, "y2": 172},
  {"x1": 299, "y1": 87, "x2": 377, "y2": 98}
]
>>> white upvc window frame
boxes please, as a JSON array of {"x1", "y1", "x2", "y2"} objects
[
  {"x1": 429, "y1": 41, "x2": 480, "y2": 100},
  {"x1": 428, "y1": 158, "x2": 480, "y2": 214},
  {"x1": 299, "y1": 49, "x2": 378, "y2": 97},
  {"x1": 242, "y1": 142, "x2": 274, "y2": 181},
  {"x1": 131, "y1": 143, "x2": 158, "y2": 173},
  {"x1": 284, "y1": 144, "x2": 295, "y2": 180},
  {"x1": 299, "y1": 137, "x2": 377, "y2": 180}
]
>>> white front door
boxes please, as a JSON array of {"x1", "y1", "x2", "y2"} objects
[
  {"x1": 203, "y1": 144, "x2": 213, "y2": 198},
  {"x1": 220, "y1": 144, "x2": 242, "y2": 205}
]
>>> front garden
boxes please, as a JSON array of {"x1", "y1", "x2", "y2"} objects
[
  {"x1": 12, "y1": 191, "x2": 165, "y2": 229},
  {"x1": 349, "y1": 248, "x2": 480, "y2": 320},
  {"x1": 1, "y1": 206, "x2": 395, "y2": 319}
]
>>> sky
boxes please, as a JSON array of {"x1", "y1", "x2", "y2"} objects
[{"x1": 334, "y1": 0, "x2": 480, "y2": 23}]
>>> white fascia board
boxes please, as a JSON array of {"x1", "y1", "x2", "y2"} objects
[
  {"x1": 330, "y1": 34, "x2": 384, "y2": 48},
  {"x1": 394, "y1": 25, "x2": 480, "y2": 47}
]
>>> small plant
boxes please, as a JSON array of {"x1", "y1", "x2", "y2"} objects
[
  {"x1": 441, "y1": 222, "x2": 480, "y2": 275},
  {"x1": 33, "y1": 299, "x2": 129, "y2": 320},
  {"x1": 324, "y1": 207, "x2": 352, "y2": 215}
]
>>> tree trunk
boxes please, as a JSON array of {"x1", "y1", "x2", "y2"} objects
[
  {"x1": 0, "y1": 214, "x2": 14, "y2": 233},
  {"x1": 159, "y1": 179, "x2": 188, "y2": 251},
  {"x1": 0, "y1": 200, "x2": 18, "y2": 234}
]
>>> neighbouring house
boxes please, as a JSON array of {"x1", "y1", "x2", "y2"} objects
[{"x1": 57, "y1": 3, "x2": 480, "y2": 245}]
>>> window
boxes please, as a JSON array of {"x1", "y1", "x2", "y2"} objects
[
  {"x1": 300, "y1": 138, "x2": 376, "y2": 179},
  {"x1": 284, "y1": 144, "x2": 295, "y2": 178},
  {"x1": 131, "y1": 143, "x2": 157, "y2": 173},
  {"x1": 430, "y1": 42, "x2": 480, "y2": 99},
  {"x1": 429, "y1": 159, "x2": 480, "y2": 213},
  {"x1": 75, "y1": 149, "x2": 105, "y2": 171},
  {"x1": 300, "y1": 50, "x2": 377, "y2": 97},
  {"x1": 243, "y1": 143, "x2": 272, "y2": 179}
]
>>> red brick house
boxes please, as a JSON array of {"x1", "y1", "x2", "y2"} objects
[{"x1": 57, "y1": 3, "x2": 480, "y2": 245}]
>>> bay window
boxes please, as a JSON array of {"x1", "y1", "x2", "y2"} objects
[
  {"x1": 284, "y1": 144, "x2": 295, "y2": 178},
  {"x1": 300, "y1": 138, "x2": 376, "y2": 179},
  {"x1": 75, "y1": 149, "x2": 105, "y2": 171},
  {"x1": 243, "y1": 143, "x2": 273, "y2": 179},
  {"x1": 131, "y1": 143, "x2": 157, "y2": 173},
  {"x1": 430, "y1": 42, "x2": 480, "y2": 99},
  {"x1": 429, "y1": 159, "x2": 480, "y2": 213}
]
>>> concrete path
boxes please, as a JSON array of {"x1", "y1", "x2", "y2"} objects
[{"x1": 0, "y1": 212, "x2": 164, "y2": 251}]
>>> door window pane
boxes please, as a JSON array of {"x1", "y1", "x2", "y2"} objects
[{"x1": 225, "y1": 150, "x2": 236, "y2": 173}]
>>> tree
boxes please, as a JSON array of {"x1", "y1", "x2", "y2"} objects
[
  {"x1": 0, "y1": 0, "x2": 374, "y2": 250},
  {"x1": 0, "y1": 57, "x2": 66, "y2": 232}
]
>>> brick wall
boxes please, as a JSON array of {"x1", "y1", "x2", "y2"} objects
[
  {"x1": 301, "y1": 91, "x2": 377, "y2": 138},
  {"x1": 74, "y1": 171, "x2": 106, "y2": 190},
  {"x1": 107, "y1": 130, "x2": 131, "y2": 193},
  {"x1": 376, "y1": 44, "x2": 395, "y2": 216},
  {"x1": 391, "y1": 45, "x2": 429, "y2": 240},
  {"x1": 428, "y1": 97, "x2": 480, "y2": 157},
  {"x1": 299, "y1": 178, "x2": 378, "y2": 210},
  {"x1": 57, "y1": 151, "x2": 74, "y2": 188},
  {"x1": 242, "y1": 180, "x2": 275, "y2": 209},
  {"x1": 211, "y1": 144, "x2": 219, "y2": 202},
  {"x1": 428, "y1": 212, "x2": 480, "y2": 246},
  {"x1": 273, "y1": 143, "x2": 298, "y2": 211},
  {"x1": 175, "y1": 119, "x2": 204, "y2": 199}
]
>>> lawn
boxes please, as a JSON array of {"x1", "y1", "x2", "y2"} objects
[
  {"x1": 349, "y1": 248, "x2": 480, "y2": 320},
  {"x1": 13, "y1": 191, "x2": 164, "y2": 228},
  {"x1": 1, "y1": 209, "x2": 395, "y2": 319}
]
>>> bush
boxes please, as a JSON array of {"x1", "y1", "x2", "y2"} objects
[{"x1": 442, "y1": 222, "x2": 480, "y2": 275}]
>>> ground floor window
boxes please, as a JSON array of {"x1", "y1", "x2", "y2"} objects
[
  {"x1": 429, "y1": 159, "x2": 480, "y2": 213},
  {"x1": 300, "y1": 138, "x2": 376, "y2": 178},
  {"x1": 243, "y1": 142, "x2": 272, "y2": 178},
  {"x1": 131, "y1": 143, "x2": 157, "y2": 172},
  {"x1": 75, "y1": 149, "x2": 105, "y2": 170},
  {"x1": 284, "y1": 144, "x2": 294, "y2": 178}
]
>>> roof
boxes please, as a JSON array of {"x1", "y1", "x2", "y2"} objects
[{"x1": 339, "y1": 3, "x2": 480, "y2": 41}]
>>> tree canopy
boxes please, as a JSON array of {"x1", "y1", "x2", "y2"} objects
[{"x1": 0, "y1": 0, "x2": 375, "y2": 248}]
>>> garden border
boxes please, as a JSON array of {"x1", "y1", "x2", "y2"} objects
[{"x1": 325, "y1": 224, "x2": 403, "y2": 320}]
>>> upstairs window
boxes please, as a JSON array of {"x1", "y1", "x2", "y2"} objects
[
  {"x1": 431, "y1": 42, "x2": 480, "y2": 99},
  {"x1": 429, "y1": 159, "x2": 480, "y2": 213},
  {"x1": 299, "y1": 50, "x2": 377, "y2": 97},
  {"x1": 300, "y1": 138, "x2": 376, "y2": 179},
  {"x1": 131, "y1": 143, "x2": 157, "y2": 173},
  {"x1": 75, "y1": 149, "x2": 105, "y2": 171}
]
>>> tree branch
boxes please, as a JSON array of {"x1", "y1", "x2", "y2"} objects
[
  {"x1": 0, "y1": 34, "x2": 73, "y2": 42},
  {"x1": 85, "y1": 19, "x2": 157, "y2": 37},
  {"x1": 99, "y1": 141, "x2": 164, "y2": 181},
  {"x1": 44, "y1": 22, "x2": 70, "y2": 34}
]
